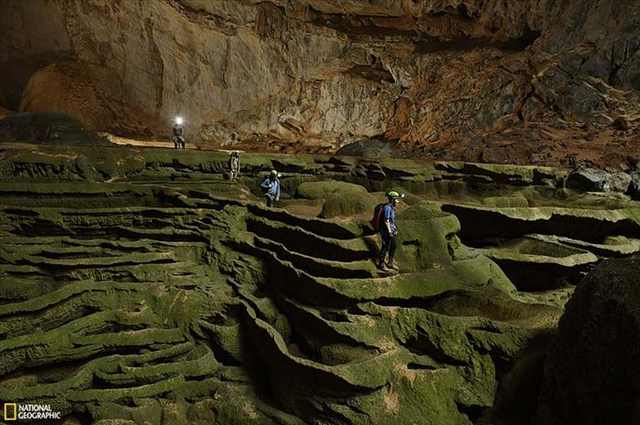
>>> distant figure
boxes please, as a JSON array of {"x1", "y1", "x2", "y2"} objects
[
  {"x1": 261, "y1": 170, "x2": 281, "y2": 207},
  {"x1": 228, "y1": 152, "x2": 240, "y2": 180},
  {"x1": 373, "y1": 191, "x2": 403, "y2": 272},
  {"x1": 173, "y1": 117, "x2": 185, "y2": 149}
]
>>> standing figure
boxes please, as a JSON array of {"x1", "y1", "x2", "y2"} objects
[
  {"x1": 376, "y1": 191, "x2": 403, "y2": 272},
  {"x1": 260, "y1": 170, "x2": 281, "y2": 207},
  {"x1": 228, "y1": 152, "x2": 240, "y2": 180},
  {"x1": 173, "y1": 117, "x2": 186, "y2": 149}
]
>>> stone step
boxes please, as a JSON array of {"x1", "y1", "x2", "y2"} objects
[
  {"x1": 246, "y1": 216, "x2": 370, "y2": 262},
  {"x1": 254, "y1": 236, "x2": 376, "y2": 279},
  {"x1": 247, "y1": 203, "x2": 362, "y2": 239}
]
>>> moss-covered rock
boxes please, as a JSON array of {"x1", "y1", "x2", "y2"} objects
[
  {"x1": 320, "y1": 191, "x2": 379, "y2": 218},
  {"x1": 295, "y1": 180, "x2": 368, "y2": 200},
  {"x1": 481, "y1": 235, "x2": 598, "y2": 291},
  {"x1": 0, "y1": 145, "x2": 622, "y2": 425}
]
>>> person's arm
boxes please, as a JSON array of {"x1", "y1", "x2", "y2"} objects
[
  {"x1": 383, "y1": 206, "x2": 395, "y2": 235},
  {"x1": 385, "y1": 219, "x2": 394, "y2": 235},
  {"x1": 260, "y1": 178, "x2": 270, "y2": 190},
  {"x1": 275, "y1": 180, "x2": 280, "y2": 201}
]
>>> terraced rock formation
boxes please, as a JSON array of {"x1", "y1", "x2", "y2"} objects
[{"x1": 1, "y1": 141, "x2": 640, "y2": 424}]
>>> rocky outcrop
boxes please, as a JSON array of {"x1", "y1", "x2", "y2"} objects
[
  {"x1": 1, "y1": 1, "x2": 640, "y2": 166},
  {"x1": 537, "y1": 258, "x2": 640, "y2": 425},
  {"x1": 480, "y1": 235, "x2": 598, "y2": 291},
  {"x1": 336, "y1": 140, "x2": 401, "y2": 159},
  {"x1": 566, "y1": 168, "x2": 632, "y2": 193}
]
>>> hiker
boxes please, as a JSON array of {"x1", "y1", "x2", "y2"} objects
[
  {"x1": 567, "y1": 154, "x2": 578, "y2": 170},
  {"x1": 261, "y1": 170, "x2": 281, "y2": 207},
  {"x1": 228, "y1": 151, "x2": 240, "y2": 180},
  {"x1": 172, "y1": 117, "x2": 186, "y2": 149},
  {"x1": 372, "y1": 191, "x2": 404, "y2": 272}
]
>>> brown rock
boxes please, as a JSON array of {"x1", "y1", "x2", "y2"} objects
[
  {"x1": 0, "y1": 0, "x2": 639, "y2": 166},
  {"x1": 0, "y1": 106, "x2": 10, "y2": 120},
  {"x1": 19, "y1": 62, "x2": 111, "y2": 130},
  {"x1": 612, "y1": 115, "x2": 630, "y2": 131}
]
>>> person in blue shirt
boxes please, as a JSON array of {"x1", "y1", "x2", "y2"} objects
[
  {"x1": 377, "y1": 191, "x2": 403, "y2": 272},
  {"x1": 261, "y1": 170, "x2": 281, "y2": 207}
]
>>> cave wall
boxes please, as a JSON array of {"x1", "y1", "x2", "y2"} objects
[{"x1": 1, "y1": 0, "x2": 639, "y2": 155}]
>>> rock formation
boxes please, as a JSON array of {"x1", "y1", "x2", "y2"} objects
[
  {"x1": 2, "y1": 130, "x2": 640, "y2": 423},
  {"x1": 1, "y1": 0, "x2": 640, "y2": 166},
  {"x1": 0, "y1": 136, "x2": 571, "y2": 424},
  {"x1": 537, "y1": 258, "x2": 640, "y2": 425}
]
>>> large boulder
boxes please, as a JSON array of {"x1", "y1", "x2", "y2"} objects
[
  {"x1": 566, "y1": 168, "x2": 631, "y2": 193},
  {"x1": 295, "y1": 180, "x2": 368, "y2": 200},
  {"x1": 537, "y1": 258, "x2": 640, "y2": 425},
  {"x1": 336, "y1": 139, "x2": 401, "y2": 159},
  {"x1": 19, "y1": 62, "x2": 112, "y2": 131},
  {"x1": 19, "y1": 62, "x2": 162, "y2": 135},
  {"x1": 320, "y1": 191, "x2": 379, "y2": 218},
  {"x1": 0, "y1": 112, "x2": 110, "y2": 145}
]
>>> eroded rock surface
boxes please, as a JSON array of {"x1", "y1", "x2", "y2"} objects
[
  {"x1": 537, "y1": 258, "x2": 640, "y2": 425},
  {"x1": 1, "y1": 1, "x2": 640, "y2": 166},
  {"x1": 0, "y1": 143, "x2": 577, "y2": 424}
]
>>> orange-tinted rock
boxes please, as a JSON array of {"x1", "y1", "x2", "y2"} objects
[
  {"x1": 0, "y1": 0, "x2": 639, "y2": 165},
  {"x1": 19, "y1": 62, "x2": 110, "y2": 130},
  {"x1": 0, "y1": 106, "x2": 10, "y2": 120}
]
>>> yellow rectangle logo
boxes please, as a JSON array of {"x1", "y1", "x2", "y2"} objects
[{"x1": 3, "y1": 403, "x2": 17, "y2": 421}]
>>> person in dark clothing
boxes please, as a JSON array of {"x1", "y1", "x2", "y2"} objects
[
  {"x1": 377, "y1": 191, "x2": 403, "y2": 272},
  {"x1": 173, "y1": 117, "x2": 185, "y2": 149},
  {"x1": 260, "y1": 170, "x2": 281, "y2": 207}
]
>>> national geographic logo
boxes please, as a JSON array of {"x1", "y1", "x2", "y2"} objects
[
  {"x1": 3, "y1": 403, "x2": 17, "y2": 421},
  {"x1": 1, "y1": 402, "x2": 62, "y2": 421}
]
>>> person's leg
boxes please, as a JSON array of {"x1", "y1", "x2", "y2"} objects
[
  {"x1": 378, "y1": 232, "x2": 390, "y2": 269},
  {"x1": 266, "y1": 196, "x2": 273, "y2": 207},
  {"x1": 386, "y1": 236, "x2": 398, "y2": 270}
]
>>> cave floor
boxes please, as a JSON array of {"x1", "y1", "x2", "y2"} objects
[{"x1": 1, "y1": 142, "x2": 639, "y2": 424}]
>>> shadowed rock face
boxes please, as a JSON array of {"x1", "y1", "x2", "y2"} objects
[
  {"x1": 1, "y1": 1, "x2": 640, "y2": 167},
  {"x1": 537, "y1": 258, "x2": 640, "y2": 425},
  {"x1": 0, "y1": 112, "x2": 110, "y2": 146}
]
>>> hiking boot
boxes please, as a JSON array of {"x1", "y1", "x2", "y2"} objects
[
  {"x1": 375, "y1": 259, "x2": 389, "y2": 271},
  {"x1": 386, "y1": 260, "x2": 399, "y2": 271}
]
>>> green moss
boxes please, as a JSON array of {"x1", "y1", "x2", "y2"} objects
[
  {"x1": 482, "y1": 195, "x2": 530, "y2": 208},
  {"x1": 320, "y1": 191, "x2": 378, "y2": 218},
  {"x1": 295, "y1": 180, "x2": 368, "y2": 200}
]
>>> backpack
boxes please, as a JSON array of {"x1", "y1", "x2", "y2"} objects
[{"x1": 370, "y1": 203, "x2": 386, "y2": 231}]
